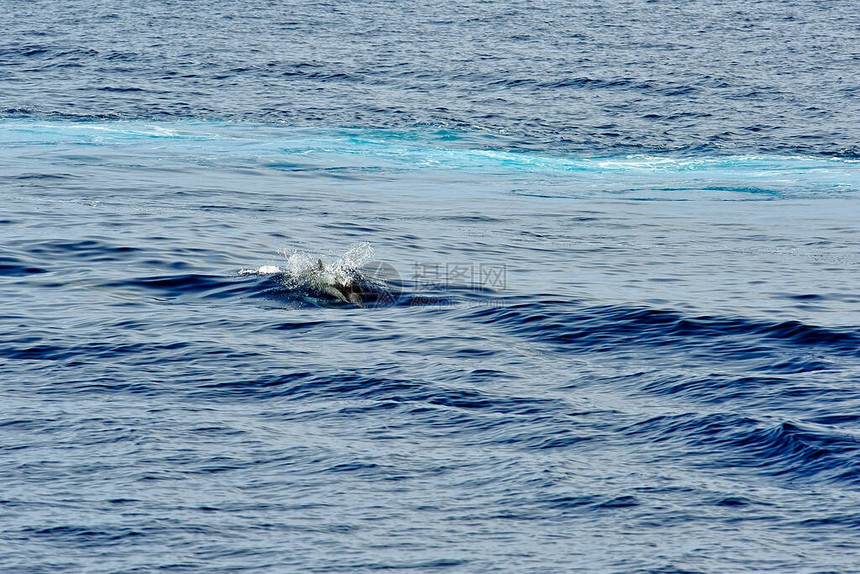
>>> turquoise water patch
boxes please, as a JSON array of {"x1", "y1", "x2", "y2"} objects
[{"x1": 2, "y1": 119, "x2": 857, "y2": 200}]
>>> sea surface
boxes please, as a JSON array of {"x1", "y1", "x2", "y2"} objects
[{"x1": 2, "y1": 1, "x2": 860, "y2": 572}]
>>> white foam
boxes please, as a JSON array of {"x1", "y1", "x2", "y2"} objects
[
  {"x1": 242, "y1": 243, "x2": 379, "y2": 300},
  {"x1": 238, "y1": 265, "x2": 282, "y2": 275}
]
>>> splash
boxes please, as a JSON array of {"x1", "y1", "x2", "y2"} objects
[
  {"x1": 281, "y1": 242, "x2": 373, "y2": 288},
  {"x1": 240, "y1": 243, "x2": 394, "y2": 308}
]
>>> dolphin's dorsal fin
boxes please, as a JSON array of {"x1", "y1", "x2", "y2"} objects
[{"x1": 317, "y1": 259, "x2": 324, "y2": 271}]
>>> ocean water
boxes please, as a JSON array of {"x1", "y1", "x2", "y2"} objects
[{"x1": 2, "y1": 1, "x2": 860, "y2": 572}]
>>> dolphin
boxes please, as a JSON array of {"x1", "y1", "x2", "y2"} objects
[{"x1": 317, "y1": 259, "x2": 364, "y2": 307}]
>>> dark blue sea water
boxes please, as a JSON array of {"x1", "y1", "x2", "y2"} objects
[{"x1": 2, "y1": 1, "x2": 860, "y2": 572}]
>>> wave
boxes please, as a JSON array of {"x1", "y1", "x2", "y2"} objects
[
  {"x1": 85, "y1": 251, "x2": 859, "y2": 360},
  {"x1": 466, "y1": 298, "x2": 860, "y2": 358},
  {"x1": 623, "y1": 412, "x2": 860, "y2": 485},
  {"x1": 188, "y1": 362, "x2": 860, "y2": 485}
]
